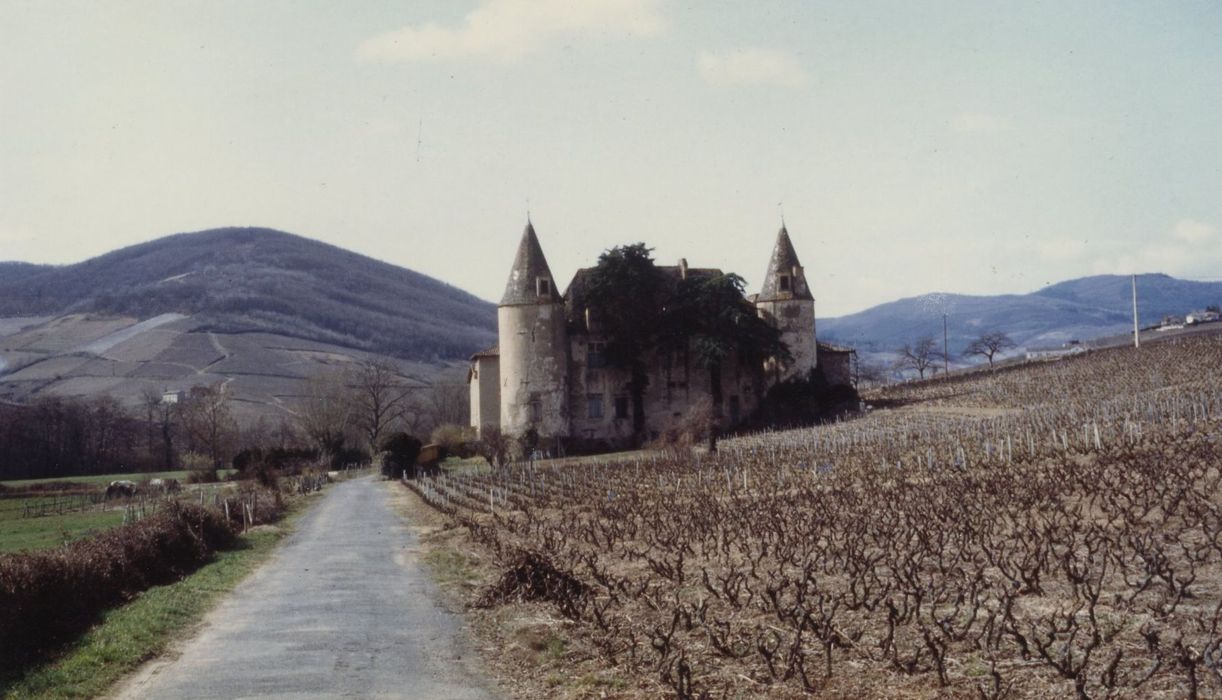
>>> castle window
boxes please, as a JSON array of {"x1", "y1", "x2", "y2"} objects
[
  {"x1": 779, "y1": 274, "x2": 792, "y2": 292},
  {"x1": 614, "y1": 397, "x2": 630, "y2": 420},
  {"x1": 587, "y1": 394, "x2": 604, "y2": 419},
  {"x1": 587, "y1": 341, "x2": 607, "y2": 368},
  {"x1": 536, "y1": 277, "x2": 551, "y2": 297},
  {"x1": 529, "y1": 401, "x2": 542, "y2": 423}
]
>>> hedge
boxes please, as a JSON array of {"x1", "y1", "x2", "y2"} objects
[{"x1": 0, "y1": 502, "x2": 236, "y2": 668}]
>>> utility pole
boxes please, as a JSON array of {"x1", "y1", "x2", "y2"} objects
[
  {"x1": 943, "y1": 312, "x2": 950, "y2": 377},
  {"x1": 1132, "y1": 274, "x2": 1140, "y2": 349}
]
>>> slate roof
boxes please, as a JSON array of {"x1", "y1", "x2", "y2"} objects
[
  {"x1": 757, "y1": 226, "x2": 814, "y2": 302},
  {"x1": 816, "y1": 341, "x2": 855, "y2": 354},
  {"x1": 470, "y1": 345, "x2": 499, "y2": 360},
  {"x1": 500, "y1": 221, "x2": 558, "y2": 306}
]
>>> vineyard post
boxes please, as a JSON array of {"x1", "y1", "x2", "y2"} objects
[
  {"x1": 1132, "y1": 273, "x2": 1140, "y2": 349},
  {"x1": 943, "y1": 312, "x2": 950, "y2": 377}
]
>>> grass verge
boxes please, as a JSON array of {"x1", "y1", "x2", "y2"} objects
[{"x1": 0, "y1": 495, "x2": 315, "y2": 700}]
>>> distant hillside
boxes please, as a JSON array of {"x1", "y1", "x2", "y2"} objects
[
  {"x1": 0, "y1": 262, "x2": 54, "y2": 285},
  {"x1": 0, "y1": 228, "x2": 496, "y2": 361},
  {"x1": 820, "y1": 273, "x2": 1222, "y2": 354}
]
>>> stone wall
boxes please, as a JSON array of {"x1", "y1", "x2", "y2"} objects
[
  {"x1": 567, "y1": 335, "x2": 762, "y2": 448},
  {"x1": 818, "y1": 348, "x2": 855, "y2": 388},
  {"x1": 468, "y1": 355, "x2": 500, "y2": 437}
]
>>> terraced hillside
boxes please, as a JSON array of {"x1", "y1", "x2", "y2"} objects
[
  {"x1": 0, "y1": 228, "x2": 496, "y2": 423},
  {"x1": 0, "y1": 314, "x2": 456, "y2": 424}
]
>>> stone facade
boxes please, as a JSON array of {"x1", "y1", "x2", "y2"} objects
[
  {"x1": 470, "y1": 221, "x2": 848, "y2": 446},
  {"x1": 467, "y1": 348, "x2": 499, "y2": 434},
  {"x1": 816, "y1": 342, "x2": 856, "y2": 388}
]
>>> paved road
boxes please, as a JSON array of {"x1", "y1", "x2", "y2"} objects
[{"x1": 115, "y1": 477, "x2": 494, "y2": 699}]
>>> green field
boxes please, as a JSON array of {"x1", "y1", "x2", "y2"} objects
[
  {"x1": 0, "y1": 469, "x2": 234, "y2": 489},
  {"x1": 0, "y1": 506, "x2": 124, "y2": 554},
  {"x1": 0, "y1": 470, "x2": 235, "y2": 554}
]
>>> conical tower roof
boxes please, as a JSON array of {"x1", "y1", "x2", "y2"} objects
[
  {"x1": 500, "y1": 220, "x2": 557, "y2": 306},
  {"x1": 758, "y1": 225, "x2": 813, "y2": 301}
]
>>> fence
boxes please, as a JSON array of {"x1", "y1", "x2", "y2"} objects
[{"x1": 18, "y1": 492, "x2": 109, "y2": 519}]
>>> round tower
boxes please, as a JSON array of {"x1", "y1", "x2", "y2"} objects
[
  {"x1": 498, "y1": 220, "x2": 570, "y2": 439},
  {"x1": 755, "y1": 225, "x2": 817, "y2": 383}
]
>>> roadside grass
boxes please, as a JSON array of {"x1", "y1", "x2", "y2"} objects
[
  {"x1": 0, "y1": 494, "x2": 316, "y2": 700},
  {"x1": 421, "y1": 547, "x2": 483, "y2": 591},
  {"x1": 0, "y1": 470, "x2": 235, "y2": 489},
  {"x1": 0, "y1": 507, "x2": 123, "y2": 554}
]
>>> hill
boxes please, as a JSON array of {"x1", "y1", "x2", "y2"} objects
[
  {"x1": 0, "y1": 228, "x2": 496, "y2": 424},
  {"x1": 0, "y1": 227, "x2": 496, "y2": 361},
  {"x1": 820, "y1": 273, "x2": 1222, "y2": 355}
]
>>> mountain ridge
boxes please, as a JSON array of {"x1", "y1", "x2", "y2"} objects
[
  {"x1": 0, "y1": 227, "x2": 496, "y2": 361},
  {"x1": 819, "y1": 273, "x2": 1222, "y2": 355}
]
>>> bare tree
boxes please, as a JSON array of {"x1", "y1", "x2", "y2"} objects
[
  {"x1": 477, "y1": 426, "x2": 512, "y2": 469},
  {"x1": 140, "y1": 387, "x2": 160, "y2": 457},
  {"x1": 857, "y1": 359, "x2": 888, "y2": 387},
  {"x1": 399, "y1": 379, "x2": 468, "y2": 439},
  {"x1": 297, "y1": 368, "x2": 354, "y2": 455},
  {"x1": 963, "y1": 331, "x2": 1017, "y2": 369},
  {"x1": 351, "y1": 358, "x2": 411, "y2": 453},
  {"x1": 140, "y1": 387, "x2": 176, "y2": 468},
  {"x1": 895, "y1": 336, "x2": 945, "y2": 380},
  {"x1": 425, "y1": 381, "x2": 469, "y2": 428},
  {"x1": 178, "y1": 384, "x2": 237, "y2": 470}
]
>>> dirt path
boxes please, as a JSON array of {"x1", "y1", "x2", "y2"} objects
[{"x1": 112, "y1": 476, "x2": 495, "y2": 699}]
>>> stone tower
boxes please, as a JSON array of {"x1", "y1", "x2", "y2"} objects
[
  {"x1": 497, "y1": 220, "x2": 570, "y2": 438},
  {"x1": 755, "y1": 225, "x2": 817, "y2": 382}
]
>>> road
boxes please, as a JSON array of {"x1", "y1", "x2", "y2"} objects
[{"x1": 114, "y1": 477, "x2": 494, "y2": 700}]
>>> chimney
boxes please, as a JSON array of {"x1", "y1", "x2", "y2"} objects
[{"x1": 679, "y1": 258, "x2": 689, "y2": 280}]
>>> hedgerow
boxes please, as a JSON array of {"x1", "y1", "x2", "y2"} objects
[{"x1": 0, "y1": 501, "x2": 236, "y2": 668}]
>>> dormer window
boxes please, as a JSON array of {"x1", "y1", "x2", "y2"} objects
[
  {"x1": 779, "y1": 274, "x2": 792, "y2": 292},
  {"x1": 536, "y1": 277, "x2": 551, "y2": 297}
]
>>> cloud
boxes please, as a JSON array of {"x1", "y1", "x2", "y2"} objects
[
  {"x1": 356, "y1": 0, "x2": 664, "y2": 64},
  {"x1": 1171, "y1": 218, "x2": 1217, "y2": 244},
  {"x1": 697, "y1": 48, "x2": 806, "y2": 88},
  {"x1": 950, "y1": 112, "x2": 1012, "y2": 134},
  {"x1": 1091, "y1": 219, "x2": 1222, "y2": 278}
]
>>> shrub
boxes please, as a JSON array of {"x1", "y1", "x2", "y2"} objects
[
  {"x1": 330, "y1": 446, "x2": 368, "y2": 470},
  {"x1": 430, "y1": 423, "x2": 476, "y2": 457},
  {"x1": 478, "y1": 427, "x2": 512, "y2": 469},
  {"x1": 231, "y1": 446, "x2": 264, "y2": 473},
  {"x1": 516, "y1": 427, "x2": 540, "y2": 460},
  {"x1": 182, "y1": 451, "x2": 219, "y2": 483},
  {"x1": 380, "y1": 432, "x2": 422, "y2": 479},
  {"x1": 217, "y1": 487, "x2": 285, "y2": 530},
  {"x1": 0, "y1": 502, "x2": 235, "y2": 669}
]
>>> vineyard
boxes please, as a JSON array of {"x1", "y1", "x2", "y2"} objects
[{"x1": 406, "y1": 336, "x2": 1222, "y2": 698}]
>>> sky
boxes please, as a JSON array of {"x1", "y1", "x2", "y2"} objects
[{"x1": 2, "y1": 0, "x2": 1221, "y2": 317}]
